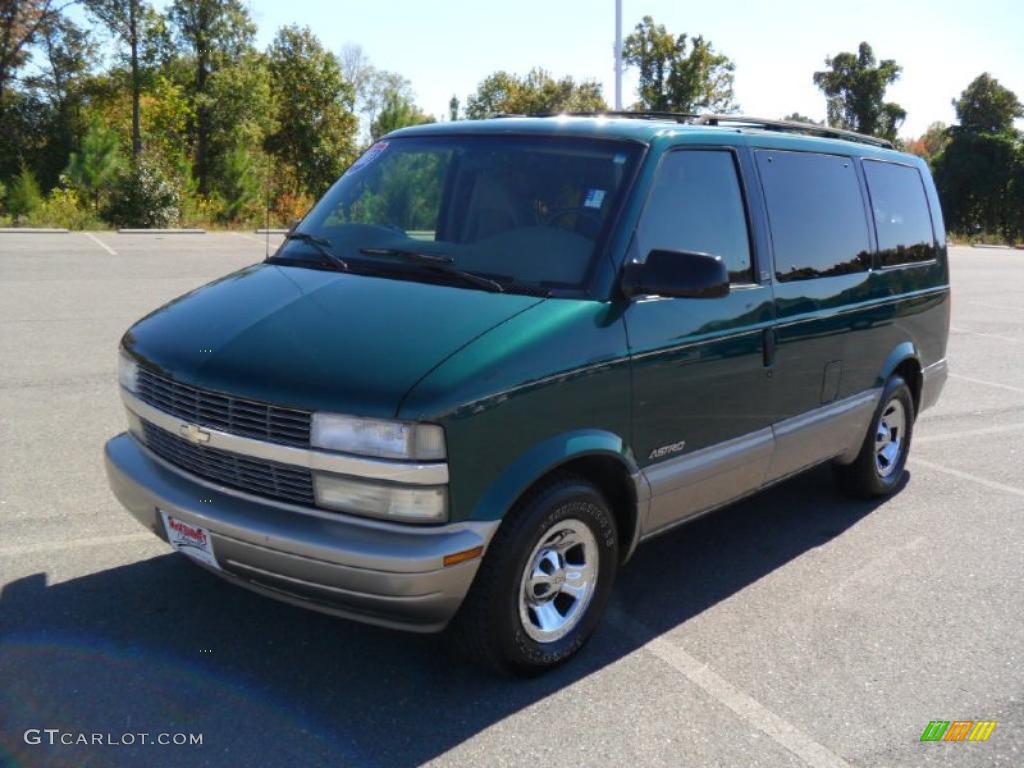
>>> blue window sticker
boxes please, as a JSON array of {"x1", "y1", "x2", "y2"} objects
[{"x1": 583, "y1": 188, "x2": 607, "y2": 209}]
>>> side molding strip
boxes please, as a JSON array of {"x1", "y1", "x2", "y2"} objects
[
  {"x1": 639, "y1": 388, "x2": 881, "y2": 539},
  {"x1": 768, "y1": 389, "x2": 880, "y2": 479},
  {"x1": 641, "y1": 428, "x2": 773, "y2": 536}
]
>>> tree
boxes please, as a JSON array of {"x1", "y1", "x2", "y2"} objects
[
  {"x1": 103, "y1": 154, "x2": 180, "y2": 226},
  {"x1": 205, "y1": 52, "x2": 273, "y2": 160},
  {"x1": 339, "y1": 43, "x2": 373, "y2": 113},
  {"x1": 217, "y1": 144, "x2": 258, "y2": 221},
  {"x1": 782, "y1": 112, "x2": 821, "y2": 125},
  {"x1": 813, "y1": 42, "x2": 905, "y2": 141},
  {"x1": 22, "y1": 12, "x2": 97, "y2": 185},
  {"x1": 339, "y1": 43, "x2": 411, "y2": 140},
  {"x1": 0, "y1": 0, "x2": 70, "y2": 115},
  {"x1": 266, "y1": 25, "x2": 358, "y2": 196},
  {"x1": 905, "y1": 121, "x2": 950, "y2": 162},
  {"x1": 23, "y1": 11, "x2": 95, "y2": 111},
  {"x1": 465, "y1": 68, "x2": 605, "y2": 119},
  {"x1": 934, "y1": 75, "x2": 1023, "y2": 241},
  {"x1": 622, "y1": 16, "x2": 736, "y2": 113},
  {"x1": 168, "y1": 0, "x2": 255, "y2": 193},
  {"x1": 952, "y1": 73, "x2": 1023, "y2": 135},
  {"x1": 448, "y1": 94, "x2": 459, "y2": 121},
  {"x1": 1008, "y1": 145, "x2": 1024, "y2": 242},
  {"x1": 370, "y1": 90, "x2": 433, "y2": 140},
  {"x1": 85, "y1": 0, "x2": 150, "y2": 157},
  {"x1": 7, "y1": 164, "x2": 43, "y2": 218},
  {"x1": 0, "y1": 0, "x2": 80, "y2": 182},
  {"x1": 65, "y1": 116, "x2": 122, "y2": 207},
  {"x1": 933, "y1": 131, "x2": 1018, "y2": 238}
]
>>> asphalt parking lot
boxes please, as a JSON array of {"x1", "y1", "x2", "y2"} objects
[{"x1": 1, "y1": 232, "x2": 1021, "y2": 767}]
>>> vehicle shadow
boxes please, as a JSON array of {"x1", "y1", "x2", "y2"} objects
[{"x1": 0, "y1": 465, "x2": 903, "y2": 768}]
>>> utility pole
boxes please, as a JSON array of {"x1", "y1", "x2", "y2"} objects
[{"x1": 614, "y1": 0, "x2": 623, "y2": 110}]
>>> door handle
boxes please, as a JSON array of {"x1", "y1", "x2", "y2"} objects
[{"x1": 762, "y1": 328, "x2": 776, "y2": 369}]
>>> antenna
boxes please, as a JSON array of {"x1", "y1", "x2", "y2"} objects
[
  {"x1": 265, "y1": 169, "x2": 271, "y2": 259},
  {"x1": 614, "y1": 0, "x2": 623, "y2": 110}
]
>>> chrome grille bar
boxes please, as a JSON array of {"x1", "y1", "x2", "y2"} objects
[{"x1": 136, "y1": 367, "x2": 311, "y2": 447}]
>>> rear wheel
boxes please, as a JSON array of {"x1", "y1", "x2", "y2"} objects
[
  {"x1": 834, "y1": 374, "x2": 915, "y2": 498},
  {"x1": 452, "y1": 475, "x2": 618, "y2": 676}
]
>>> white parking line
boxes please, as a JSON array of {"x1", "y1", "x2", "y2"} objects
[
  {"x1": 949, "y1": 373, "x2": 1024, "y2": 394},
  {"x1": 917, "y1": 422, "x2": 1024, "y2": 443},
  {"x1": 912, "y1": 458, "x2": 1024, "y2": 498},
  {"x1": 950, "y1": 326, "x2": 1022, "y2": 344},
  {"x1": 231, "y1": 231, "x2": 269, "y2": 244},
  {"x1": 609, "y1": 608, "x2": 851, "y2": 768},
  {"x1": 0, "y1": 532, "x2": 155, "y2": 558},
  {"x1": 963, "y1": 300, "x2": 1024, "y2": 313},
  {"x1": 82, "y1": 231, "x2": 117, "y2": 255}
]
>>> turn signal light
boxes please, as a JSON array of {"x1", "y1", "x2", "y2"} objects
[{"x1": 443, "y1": 546, "x2": 484, "y2": 567}]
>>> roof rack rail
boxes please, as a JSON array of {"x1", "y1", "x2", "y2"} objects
[
  {"x1": 510, "y1": 111, "x2": 894, "y2": 149},
  {"x1": 692, "y1": 114, "x2": 894, "y2": 149}
]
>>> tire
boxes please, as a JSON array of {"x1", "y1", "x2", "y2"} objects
[
  {"x1": 833, "y1": 374, "x2": 915, "y2": 498},
  {"x1": 452, "y1": 474, "x2": 619, "y2": 676}
]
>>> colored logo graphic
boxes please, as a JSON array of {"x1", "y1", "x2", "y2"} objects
[{"x1": 920, "y1": 721, "x2": 997, "y2": 742}]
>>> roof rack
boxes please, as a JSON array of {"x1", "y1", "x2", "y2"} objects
[
  {"x1": 693, "y1": 114, "x2": 894, "y2": 149},
  {"x1": 510, "y1": 111, "x2": 894, "y2": 149}
]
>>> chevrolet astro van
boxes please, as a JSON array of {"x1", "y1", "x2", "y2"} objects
[{"x1": 105, "y1": 114, "x2": 949, "y2": 675}]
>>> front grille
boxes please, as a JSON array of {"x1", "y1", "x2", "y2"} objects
[
  {"x1": 142, "y1": 421, "x2": 315, "y2": 506},
  {"x1": 136, "y1": 368, "x2": 311, "y2": 447}
]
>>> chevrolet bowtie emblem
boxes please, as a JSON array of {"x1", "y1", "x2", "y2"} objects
[{"x1": 179, "y1": 422, "x2": 211, "y2": 445}]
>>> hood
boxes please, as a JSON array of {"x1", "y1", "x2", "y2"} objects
[{"x1": 123, "y1": 263, "x2": 544, "y2": 418}]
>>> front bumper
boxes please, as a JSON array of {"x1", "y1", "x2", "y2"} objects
[{"x1": 104, "y1": 433, "x2": 497, "y2": 632}]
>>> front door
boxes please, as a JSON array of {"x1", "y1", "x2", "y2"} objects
[{"x1": 623, "y1": 146, "x2": 777, "y2": 536}]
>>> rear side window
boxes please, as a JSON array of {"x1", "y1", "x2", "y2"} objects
[
  {"x1": 756, "y1": 150, "x2": 871, "y2": 282},
  {"x1": 863, "y1": 160, "x2": 936, "y2": 266},
  {"x1": 633, "y1": 150, "x2": 753, "y2": 283}
]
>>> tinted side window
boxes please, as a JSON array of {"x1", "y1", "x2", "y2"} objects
[
  {"x1": 756, "y1": 150, "x2": 871, "y2": 282},
  {"x1": 634, "y1": 150, "x2": 753, "y2": 283},
  {"x1": 863, "y1": 160, "x2": 936, "y2": 266}
]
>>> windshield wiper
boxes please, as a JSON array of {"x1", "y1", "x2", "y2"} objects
[
  {"x1": 359, "y1": 247, "x2": 504, "y2": 292},
  {"x1": 278, "y1": 232, "x2": 349, "y2": 271}
]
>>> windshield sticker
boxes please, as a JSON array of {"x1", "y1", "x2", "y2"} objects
[
  {"x1": 583, "y1": 189, "x2": 606, "y2": 209},
  {"x1": 346, "y1": 141, "x2": 389, "y2": 174},
  {"x1": 613, "y1": 153, "x2": 627, "y2": 164}
]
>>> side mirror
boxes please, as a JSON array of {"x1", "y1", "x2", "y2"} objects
[{"x1": 621, "y1": 249, "x2": 730, "y2": 299}]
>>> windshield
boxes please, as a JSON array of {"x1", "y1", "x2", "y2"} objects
[{"x1": 278, "y1": 135, "x2": 642, "y2": 294}]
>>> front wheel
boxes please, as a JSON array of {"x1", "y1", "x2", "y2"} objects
[
  {"x1": 833, "y1": 374, "x2": 915, "y2": 498},
  {"x1": 452, "y1": 475, "x2": 618, "y2": 676}
]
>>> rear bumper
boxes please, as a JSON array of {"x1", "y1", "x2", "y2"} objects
[
  {"x1": 920, "y1": 358, "x2": 948, "y2": 414},
  {"x1": 104, "y1": 433, "x2": 498, "y2": 632}
]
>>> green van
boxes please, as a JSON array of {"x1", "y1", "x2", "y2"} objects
[{"x1": 105, "y1": 114, "x2": 949, "y2": 675}]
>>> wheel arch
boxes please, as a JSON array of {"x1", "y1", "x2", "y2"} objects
[
  {"x1": 470, "y1": 430, "x2": 649, "y2": 564},
  {"x1": 877, "y1": 342, "x2": 923, "y2": 416}
]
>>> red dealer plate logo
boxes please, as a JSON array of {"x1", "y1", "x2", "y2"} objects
[{"x1": 160, "y1": 511, "x2": 219, "y2": 570}]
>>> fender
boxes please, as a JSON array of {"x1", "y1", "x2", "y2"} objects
[
  {"x1": 876, "y1": 341, "x2": 920, "y2": 387},
  {"x1": 470, "y1": 429, "x2": 650, "y2": 560}
]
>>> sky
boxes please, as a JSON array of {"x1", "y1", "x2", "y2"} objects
[{"x1": 242, "y1": 0, "x2": 1024, "y2": 139}]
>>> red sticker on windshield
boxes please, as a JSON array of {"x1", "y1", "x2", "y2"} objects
[{"x1": 347, "y1": 141, "x2": 389, "y2": 174}]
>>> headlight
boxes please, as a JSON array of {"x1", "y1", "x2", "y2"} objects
[
  {"x1": 313, "y1": 473, "x2": 447, "y2": 523},
  {"x1": 118, "y1": 350, "x2": 139, "y2": 393},
  {"x1": 311, "y1": 413, "x2": 446, "y2": 460}
]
